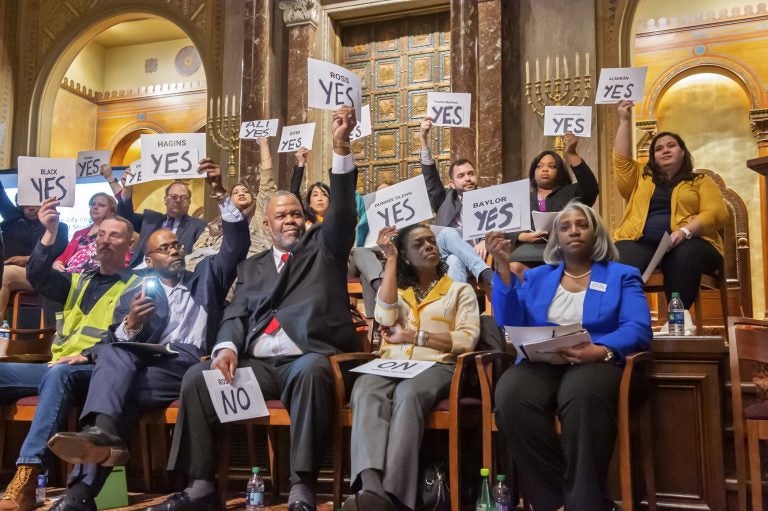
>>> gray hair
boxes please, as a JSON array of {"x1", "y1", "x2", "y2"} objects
[
  {"x1": 543, "y1": 201, "x2": 619, "y2": 264},
  {"x1": 263, "y1": 190, "x2": 303, "y2": 218}
]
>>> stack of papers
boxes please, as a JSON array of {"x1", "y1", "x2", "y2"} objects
[{"x1": 504, "y1": 323, "x2": 592, "y2": 364}]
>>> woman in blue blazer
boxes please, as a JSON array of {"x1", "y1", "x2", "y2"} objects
[{"x1": 486, "y1": 201, "x2": 652, "y2": 511}]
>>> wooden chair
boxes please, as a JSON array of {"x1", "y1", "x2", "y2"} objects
[
  {"x1": 329, "y1": 351, "x2": 481, "y2": 511},
  {"x1": 10, "y1": 291, "x2": 45, "y2": 331},
  {"x1": 136, "y1": 400, "x2": 180, "y2": 491},
  {"x1": 476, "y1": 352, "x2": 656, "y2": 511},
  {"x1": 643, "y1": 168, "x2": 752, "y2": 337},
  {"x1": 728, "y1": 316, "x2": 768, "y2": 511}
]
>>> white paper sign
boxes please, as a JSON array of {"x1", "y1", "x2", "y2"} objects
[
  {"x1": 140, "y1": 133, "x2": 207, "y2": 183},
  {"x1": 17, "y1": 156, "x2": 77, "y2": 207},
  {"x1": 350, "y1": 104, "x2": 372, "y2": 141},
  {"x1": 239, "y1": 119, "x2": 280, "y2": 139},
  {"x1": 307, "y1": 58, "x2": 362, "y2": 121},
  {"x1": 76, "y1": 150, "x2": 112, "y2": 179},
  {"x1": 543, "y1": 106, "x2": 592, "y2": 137},
  {"x1": 595, "y1": 67, "x2": 648, "y2": 104},
  {"x1": 427, "y1": 92, "x2": 472, "y2": 128},
  {"x1": 124, "y1": 160, "x2": 144, "y2": 186},
  {"x1": 642, "y1": 231, "x2": 671, "y2": 283},
  {"x1": 277, "y1": 123, "x2": 316, "y2": 153},
  {"x1": 531, "y1": 211, "x2": 558, "y2": 232},
  {"x1": 461, "y1": 179, "x2": 531, "y2": 240},
  {"x1": 203, "y1": 367, "x2": 269, "y2": 423},
  {"x1": 363, "y1": 175, "x2": 433, "y2": 247},
  {"x1": 350, "y1": 359, "x2": 436, "y2": 379}
]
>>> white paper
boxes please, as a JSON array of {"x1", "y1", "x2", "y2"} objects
[
  {"x1": 140, "y1": 133, "x2": 207, "y2": 183},
  {"x1": 595, "y1": 67, "x2": 648, "y2": 104},
  {"x1": 350, "y1": 359, "x2": 436, "y2": 379},
  {"x1": 125, "y1": 160, "x2": 144, "y2": 186},
  {"x1": 461, "y1": 179, "x2": 531, "y2": 240},
  {"x1": 307, "y1": 58, "x2": 362, "y2": 122},
  {"x1": 641, "y1": 231, "x2": 671, "y2": 283},
  {"x1": 504, "y1": 324, "x2": 590, "y2": 364},
  {"x1": 350, "y1": 104, "x2": 372, "y2": 141},
  {"x1": 362, "y1": 175, "x2": 433, "y2": 247},
  {"x1": 203, "y1": 367, "x2": 269, "y2": 423},
  {"x1": 277, "y1": 123, "x2": 316, "y2": 153},
  {"x1": 17, "y1": 156, "x2": 77, "y2": 207},
  {"x1": 239, "y1": 119, "x2": 280, "y2": 139},
  {"x1": 531, "y1": 211, "x2": 558, "y2": 232},
  {"x1": 76, "y1": 150, "x2": 112, "y2": 179},
  {"x1": 427, "y1": 92, "x2": 472, "y2": 128},
  {"x1": 543, "y1": 106, "x2": 592, "y2": 137}
]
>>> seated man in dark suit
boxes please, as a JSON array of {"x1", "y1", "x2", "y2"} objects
[
  {"x1": 419, "y1": 117, "x2": 493, "y2": 294},
  {"x1": 142, "y1": 106, "x2": 360, "y2": 511},
  {"x1": 118, "y1": 178, "x2": 206, "y2": 267},
  {"x1": 45, "y1": 163, "x2": 250, "y2": 511}
]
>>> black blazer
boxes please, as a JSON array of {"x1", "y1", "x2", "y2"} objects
[
  {"x1": 216, "y1": 168, "x2": 361, "y2": 357},
  {"x1": 102, "y1": 215, "x2": 251, "y2": 355},
  {"x1": 118, "y1": 196, "x2": 206, "y2": 267},
  {"x1": 422, "y1": 161, "x2": 462, "y2": 227}
]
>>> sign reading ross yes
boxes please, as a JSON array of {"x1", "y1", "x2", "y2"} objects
[
  {"x1": 543, "y1": 106, "x2": 592, "y2": 137},
  {"x1": 17, "y1": 156, "x2": 77, "y2": 207},
  {"x1": 307, "y1": 58, "x2": 362, "y2": 122},
  {"x1": 595, "y1": 67, "x2": 648, "y2": 104},
  {"x1": 461, "y1": 180, "x2": 531, "y2": 241},
  {"x1": 427, "y1": 92, "x2": 472, "y2": 128},
  {"x1": 76, "y1": 150, "x2": 112, "y2": 180},
  {"x1": 139, "y1": 133, "x2": 207, "y2": 183},
  {"x1": 362, "y1": 175, "x2": 434, "y2": 247}
]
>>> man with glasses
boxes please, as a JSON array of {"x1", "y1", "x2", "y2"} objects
[
  {"x1": 45, "y1": 161, "x2": 250, "y2": 511},
  {"x1": 118, "y1": 179, "x2": 206, "y2": 268}
]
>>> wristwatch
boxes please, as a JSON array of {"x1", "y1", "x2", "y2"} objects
[
  {"x1": 680, "y1": 227, "x2": 693, "y2": 240},
  {"x1": 603, "y1": 346, "x2": 615, "y2": 363}
]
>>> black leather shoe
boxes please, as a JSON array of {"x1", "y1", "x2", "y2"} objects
[
  {"x1": 146, "y1": 492, "x2": 219, "y2": 511},
  {"x1": 287, "y1": 501, "x2": 315, "y2": 511},
  {"x1": 49, "y1": 494, "x2": 96, "y2": 511},
  {"x1": 47, "y1": 426, "x2": 129, "y2": 466}
]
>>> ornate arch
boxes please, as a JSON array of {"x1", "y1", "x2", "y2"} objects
[
  {"x1": 15, "y1": 0, "x2": 223, "y2": 158},
  {"x1": 639, "y1": 57, "x2": 761, "y2": 119}
]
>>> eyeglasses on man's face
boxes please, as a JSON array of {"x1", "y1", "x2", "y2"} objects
[
  {"x1": 166, "y1": 194, "x2": 190, "y2": 203},
  {"x1": 148, "y1": 241, "x2": 182, "y2": 255}
]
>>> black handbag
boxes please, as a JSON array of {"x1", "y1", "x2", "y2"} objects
[{"x1": 418, "y1": 463, "x2": 450, "y2": 511}]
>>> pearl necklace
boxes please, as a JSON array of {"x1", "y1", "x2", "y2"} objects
[{"x1": 563, "y1": 269, "x2": 592, "y2": 279}]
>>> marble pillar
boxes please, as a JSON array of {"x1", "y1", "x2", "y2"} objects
[
  {"x1": 450, "y1": 0, "x2": 477, "y2": 165},
  {"x1": 635, "y1": 119, "x2": 658, "y2": 164},
  {"x1": 750, "y1": 108, "x2": 768, "y2": 318},
  {"x1": 279, "y1": 0, "x2": 318, "y2": 188},
  {"x1": 476, "y1": 0, "x2": 503, "y2": 186},
  {"x1": 0, "y1": 0, "x2": 15, "y2": 168},
  {"x1": 240, "y1": 0, "x2": 272, "y2": 182}
]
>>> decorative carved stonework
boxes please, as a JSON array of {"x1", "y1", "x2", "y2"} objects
[
  {"x1": 635, "y1": 119, "x2": 658, "y2": 163},
  {"x1": 750, "y1": 108, "x2": 768, "y2": 145},
  {"x1": 279, "y1": 0, "x2": 319, "y2": 28}
]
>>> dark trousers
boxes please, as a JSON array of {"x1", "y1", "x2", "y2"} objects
[
  {"x1": 167, "y1": 353, "x2": 333, "y2": 485},
  {"x1": 67, "y1": 343, "x2": 202, "y2": 492},
  {"x1": 616, "y1": 238, "x2": 722, "y2": 309},
  {"x1": 494, "y1": 361, "x2": 624, "y2": 511}
]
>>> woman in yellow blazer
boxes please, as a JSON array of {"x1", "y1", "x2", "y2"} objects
[
  {"x1": 613, "y1": 99, "x2": 728, "y2": 315},
  {"x1": 342, "y1": 223, "x2": 480, "y2": 511}
]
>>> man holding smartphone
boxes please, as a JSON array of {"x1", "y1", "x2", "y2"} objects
[{"x1": 46, "y1": 162, "x2": 250, "y2": 511}]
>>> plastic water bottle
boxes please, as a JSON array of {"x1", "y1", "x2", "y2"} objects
[
  {"x1": 475, "y1": 468, "x2": 493, "y2": 510},
  {"x1": 668, "y1": 292, "x2": 685, "y2": 336},
  {"x1": 35, "y1": 474, "x2": 47, "y2": 506},
  {"x1": 0, "y1": 320, "x2": 10, "y2": 356},
  {"x1": 492, "y1": 474, "x2": 510, "y2": 511},
  {"x1": 246, "y1": 466, "x2": 264, "y2": 511}
]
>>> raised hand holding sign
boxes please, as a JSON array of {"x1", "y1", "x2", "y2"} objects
[
  {"x1": 140, "y1": 133, "x2": 207, "y2": 183},
  {"x1": 307, "y1": 58, "x2": 362, "y2": 121},
  {"x1": 17, "y1": 156, "x2": 77, "y2": 207}
]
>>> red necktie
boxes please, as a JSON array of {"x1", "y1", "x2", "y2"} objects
[{"x1": 264, "y1": 253, "x2": 290, "y2": 335}]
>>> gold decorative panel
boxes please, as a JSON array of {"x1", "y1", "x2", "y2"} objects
[{"x1": 341, "y1": 11, "x2": 451, "y2": 193}]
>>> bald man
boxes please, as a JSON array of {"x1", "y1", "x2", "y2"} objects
[{"x1": 46, "y1": 163, "x2": 250, "y2": 511}]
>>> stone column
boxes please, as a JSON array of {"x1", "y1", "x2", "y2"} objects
[
  {"x1": 279, "y1": 0, "x2": 318, "y2": 188},
  {"x1": 450, "y1": 0, "x2": 477, "y2": 165},
  {"x1": 635, "y1": 119, "x2": 658, "y2": 165},
  {"x1": 750, "y1": 108, "x2": 768, "y2": 317},
  {"x1": 239, "y1": 0, "x2": 272, "y2": 182},
  {"x1": 476, "y1": 0, "x2": 502, "y2": 186},
  {"x1": 0, "y1": 0, "x2": 15, "y2": 168}
]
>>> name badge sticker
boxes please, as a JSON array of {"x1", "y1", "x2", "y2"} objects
[{"x1": 589, "y1": 281, "x2": 607, "y2": 293}]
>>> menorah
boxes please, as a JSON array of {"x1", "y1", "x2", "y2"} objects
[
  {"x1": 208, "y1": 94, "x2": 240, "y2": 177},
  {"x1": 524, "y1": 52, "x2": 592, "y2": 154}
]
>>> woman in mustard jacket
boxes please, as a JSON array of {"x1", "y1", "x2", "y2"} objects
[{"x1": 612, "y1": 99, "x2": 728, "y2": 313}]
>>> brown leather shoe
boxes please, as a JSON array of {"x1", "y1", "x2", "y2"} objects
[
  {"x1": 47, "y1": 426, "x2": 129, "y2": 467},
  {"x1": 0, "y1": 464, "x2": 40, "y2": 511}
]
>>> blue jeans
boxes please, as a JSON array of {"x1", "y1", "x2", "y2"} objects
[
  {"x1": 436, "y1": 227, "x2": 489, "y2": 282},
  {"x1": 0, "y1": 362, "x2": 94, "y2": 467}
]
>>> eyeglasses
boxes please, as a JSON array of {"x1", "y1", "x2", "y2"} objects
[
  {"x1": 166, "y1": 194, "x2": 190, "y2": 203},
  {"x1": 148, "y1": 241, "x2": 182, "y2": 255}
]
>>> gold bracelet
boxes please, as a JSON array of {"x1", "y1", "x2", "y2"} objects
[{"x1": 333, "y1": 140, "x2": 350, "y2": 148}]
